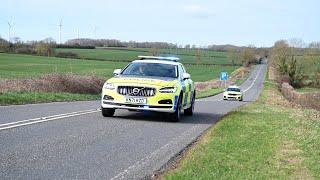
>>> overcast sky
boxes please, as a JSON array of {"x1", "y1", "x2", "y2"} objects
[{"x1": 0, "y1": 0, "x2": 319, "y2": 47}]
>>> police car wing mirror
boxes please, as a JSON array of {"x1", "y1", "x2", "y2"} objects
[
  {"x1": 183, "y1": 73, "x2": 190, "y2": 80},
  {"x1": 113, "y1": 69, "x2": 122, "y2": 75}
]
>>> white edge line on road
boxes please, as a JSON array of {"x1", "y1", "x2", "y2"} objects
[
  {"x1": 0, "y1": 108, "x2": 99, "y2": 127},
  {"x1": 0, "y1": 109, "x2": 100, "y2": 131},
  {"x1": 110, "y1": 124, "x2": 202, "y2": 180},
  {"x1": 243, "y1": 66, "x2": 262, "y2": 93}
]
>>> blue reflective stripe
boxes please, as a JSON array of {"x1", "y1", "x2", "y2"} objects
[
  {"x1": 182, "y1": 81, "x2": 188, "y2": 107},
  {"x1": 173, "y1": 95, "x2": 179, "y2": 111}
]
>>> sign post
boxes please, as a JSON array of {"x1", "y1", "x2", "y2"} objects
[{"x1": 220, "y1": 72, "x2": 229, "y2": 89}]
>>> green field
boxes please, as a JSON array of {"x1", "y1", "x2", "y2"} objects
[
  {"x1": 295, "y1": 56, "x2": 320, "y2": 77},
  {"x1": 56, "y1": 47, "x2": 239, "y2": 65},
  {"x1": 165, "y1": 80, "x2": 320, "y2": 179},
  {"x1": 0, "y1": 53, "x2": 238, "y2": 82}
]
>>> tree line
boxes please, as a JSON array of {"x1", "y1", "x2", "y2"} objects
[{"x1": 65, "y1": 38, "x2": 178, "y2": 49}]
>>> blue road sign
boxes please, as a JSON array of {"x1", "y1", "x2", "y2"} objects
[{"x1": 220, "y1": 72, "x2": 229, "y2": 81}]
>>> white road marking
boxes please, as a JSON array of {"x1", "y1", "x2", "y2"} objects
[
  {"x1": 0, "y1": 109, "x2": 99, "y2": 127},
  {"x1": 243, "y1": 66, "x2": 262, "y2": 93},
  {"x1": 110, "y1": 124, "x2": 202, "y2": 180},
  {"x1": 0, "y1": 109, "x2": 100, "y2": 131}
]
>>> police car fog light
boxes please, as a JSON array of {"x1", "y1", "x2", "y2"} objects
[
  {"x1": 158, "y1": 99, "x2": 173, "y2": 104},
  {"x1": 159, "y1": 87, "x2": 177, "y2": 93},
  {"x1": 103, "y1": 95, "x2": 114, "y2": 100}
]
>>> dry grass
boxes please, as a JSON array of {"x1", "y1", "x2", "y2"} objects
[
  {"x1": 281, "y1": 83, "x2": 320, "y2": 110},
  {"x1": 0, "y1": 73, "x2": 105, "y2": 94},
  {"x1": 195, "y1": 66, "x2": 250, "y2": 92}
]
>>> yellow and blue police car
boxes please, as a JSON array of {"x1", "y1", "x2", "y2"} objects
[{"x1": 101, "y1": 56, "x2": 196, "y2": 121}]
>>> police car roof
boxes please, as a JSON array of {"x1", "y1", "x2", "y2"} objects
[{"x1": 132, "y1": 59, "x2": 181, "y2": 65}]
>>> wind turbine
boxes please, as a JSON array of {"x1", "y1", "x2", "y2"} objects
[
  {"x1": 58, "y1": 18, "x2": 63, "y2": 44},
  {"x1": 7, "y1": 21, "x2": 13, "y2": 43},
  {"x1": 77, "y1": 28, "x2": 80, "y2": 39},
  {"x1": 93, "y1": 25, "x2": 98, "y2": 39}
]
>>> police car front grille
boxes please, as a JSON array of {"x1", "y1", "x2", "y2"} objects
[{"x1": 117, "y1": 86, "x2": 156, "y2": 97}]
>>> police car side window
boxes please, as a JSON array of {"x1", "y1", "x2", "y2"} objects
[
  {"x1": 181, "y1": 65, "x2": 186, "y2": 73},
  {"x1": 178, "y1": 65, "x2": 184, "y2": 80}
]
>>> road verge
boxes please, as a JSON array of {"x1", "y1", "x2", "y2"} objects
[{"x1": 157, "y1": 79, "x2": 320, "y2": 179}]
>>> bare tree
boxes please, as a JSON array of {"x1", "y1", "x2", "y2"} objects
[
  {"x1": 271, "y1": 40, "x2": 291, "y2": 74},
  {"x1": 227, "y1": 48, "x2": 240, "y2": 65},
  {"x1": 306, "y1": 42, "x2": 320, "y2": 87},
  {"x1": 35, "y1": 42, "x2": 55, "y2": 56},
  {"x1": 195, "y1": 49, "x2": 201, "y2": 64},
  {"x1": 271, "y1": 40, "x2": 305, "y2": 87},
  {"x1": 149, "y1": 47, "x2": 158, "y2": 56},
  {"x1": 240, "y1": 45, "x2": 256, "y2": 67}
]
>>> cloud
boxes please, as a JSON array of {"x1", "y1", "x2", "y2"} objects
[{"x1": 182, "y1": 4, "x2": 212, "y2": 19}]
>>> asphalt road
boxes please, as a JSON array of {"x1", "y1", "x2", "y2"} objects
[{"x1": 0, "y1": 64, "x2": 267, "y2": 180}]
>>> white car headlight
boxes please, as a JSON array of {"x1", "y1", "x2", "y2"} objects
[
  {"x1": 159, "y1": 87, "x2": 177, "y2": 93},
  {"x1": 103, "y1": 83, "x2": 115, "y2": 90}
]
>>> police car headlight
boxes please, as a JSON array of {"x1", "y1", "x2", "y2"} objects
[
  {"x1": 159, "y1": 87, "x2": 177, "y2": 93},
  {"x1": 103, "y1": 83, "x2": 115, "y2": 90}
]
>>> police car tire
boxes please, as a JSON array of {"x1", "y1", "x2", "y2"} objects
[
  {"x1": 184, "y1": 93, "x2": 195, "y2": 116},
  {"x1": 169, "y1": 95, "x2": 182, "y2": 122},
  {"x1": 102, "y1": 108, "x2": 115, "y2": 117}
]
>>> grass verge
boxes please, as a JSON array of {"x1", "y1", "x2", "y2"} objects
[
  {"x1": 196, "y1": 88, "x2": 223, "y2": 99},
  {"x1": 0, "y1": 92, "x2": 100, "y2": 105},
  {"x1": 164, "y1": 79, "x2": 320, "y2": 179},
  {"x1": 295, "y1": 87, "x2": 320, "y2": 93}
]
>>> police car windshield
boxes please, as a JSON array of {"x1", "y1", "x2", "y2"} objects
[
  {"x1": 227, "y1": 88, "x2": 240, "y2": 92},
  {"x1": 121, "y1": 62, "x2": 178, "y2": 78}
]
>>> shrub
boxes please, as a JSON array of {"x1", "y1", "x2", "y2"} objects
[
  {"x1": 55, "y1": 52, "x2": 79, "y2": 59},
  {"x1": 0, "y1": 38, "x2": 10, "y2": 52},
  {"x1": 240, "y1": 47, "x2": 256, "y2": 67},
  {"x1": 35, "y1": 43, "x2": 55, "y2": 56},
  {"x1": 56, "y1": 44, "x2": 95, "y2": 49},
  {"x1": 15, "y1": 47, "x2": 36, "y2": 55},
  {"x1": 287, "y1": 56, "x2": 304, "y2": 88}
]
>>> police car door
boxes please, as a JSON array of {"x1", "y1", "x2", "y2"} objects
[{"x1": 179, "y1": 65, "x2": 190, "y2": 108}]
